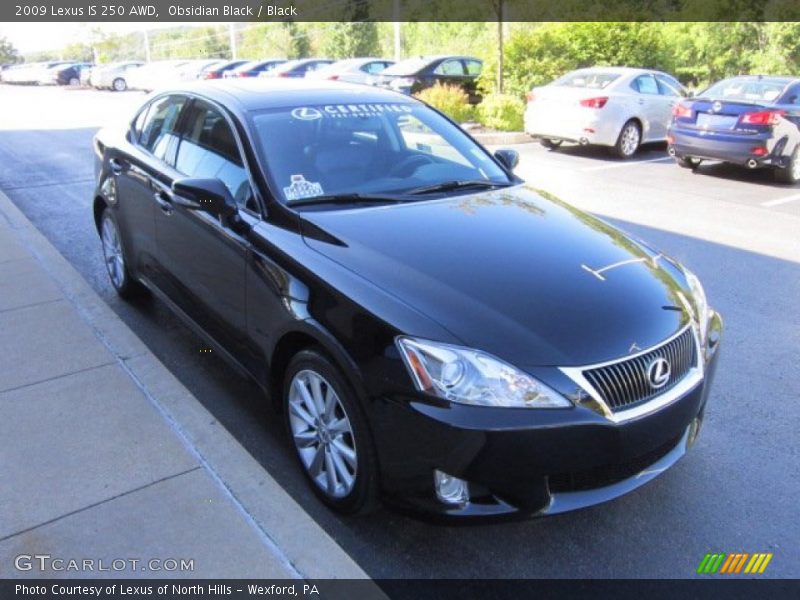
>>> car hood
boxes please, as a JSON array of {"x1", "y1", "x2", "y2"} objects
[{"x1": 300, "y1": 185, "x2": 692, "y2": 367}]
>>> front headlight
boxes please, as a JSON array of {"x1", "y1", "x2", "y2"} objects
[
  {"x1": 396, "y1": 337, "x2": 571, "y2": 408},
  {"x1": 684, "y1": 268, "x2": 710, "y2": 346}
]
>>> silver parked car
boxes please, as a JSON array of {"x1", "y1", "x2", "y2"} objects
[
  {"x1": 524, "y1": 67, "x2": 688, "y2": 158},
  {"x1": 307, "y1": 57, "x2": 394, "y2": 85},
  {"x1": 90, "y1": 61, "x2": 144, "y2": 91}
]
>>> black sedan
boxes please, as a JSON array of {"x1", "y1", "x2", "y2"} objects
[
  {"x1": 375, "y1": 55, "x2": 483, "y2": 103},
  {"x1": 668, "y1": 75, "x2": 800, "y2": 183},
  {"x1": 92, "y1": 79, "x2": 722, "y2": 519},
  {"x1": 55, "y1": 63, "x2": 92, "y2": 86}
]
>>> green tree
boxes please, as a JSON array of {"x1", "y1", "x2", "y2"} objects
[
  {"x1": 0, "y1": 36, "x2": 20, "y2": 64},
  {"x1": 284, "y1": 22, "x2": 310, "y2": 59},
  {"x1": 322, "y1": 22, "x2": 379, "y2": 59}
]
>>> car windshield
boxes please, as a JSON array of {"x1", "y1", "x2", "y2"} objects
[
  {"x1": 553, "y1": 70, "x2": 621, "y2": 89},
  {"x1": 250, "y1": 102, "x2": 511, "y2": 204},
  {"x1": 380, "y1": 57, "x2": 431, "y2": 76},
  {"x1": 700, "y1": 78, "x2": 790, "y2": 103}
]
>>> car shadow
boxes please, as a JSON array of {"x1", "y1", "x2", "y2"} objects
[
  {"x1": 544, "y1": 141, "x2": 668, "y2": 162},
  {"x1": 689, "y1": 160, "x2": 797, "y2": 189}
]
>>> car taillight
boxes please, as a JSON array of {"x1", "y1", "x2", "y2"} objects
[
  {"x1": 672, "y1": 103, "x2": 693, "y2": 118},
  {"x1": 238, "y1": 72, "x2": 253, "y2": 78},
  {"x1": 327, "y1": 75, "x2": 339, "y2": 80},
  {"x1": 279, "y1": 72, "x2": 290, "y2": 78},
  {"x1": 525, "y1": 91, "x2": 535, "y2": 103},
  {"x1": 204, "y1": 72, "x2": 221, "y2": 80},
  {"x1": 579, "y1": 96, "x2": 608, "y2": 109},
  {"x1": 740, "y1": 110, "x2": 785, "y2": 126}
]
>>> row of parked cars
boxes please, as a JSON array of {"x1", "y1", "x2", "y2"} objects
[
  {"x1": 524, "y1": 66, "x2": 800, "y2": 183},
  {"x1": 1, "y1": 54, "x2": 484, "y2": 99}
]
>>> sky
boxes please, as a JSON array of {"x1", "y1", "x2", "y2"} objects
[{"x1": 0, "y1": 23, "x2": 214, "y2": 55}]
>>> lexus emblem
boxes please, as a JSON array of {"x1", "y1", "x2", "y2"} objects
[
  {"x1": 646, "y1": 357, "x2": 671, "y2": 389},
  {"x1": 291, "y1": 107, "x2": 323, "y2": 121},
  {"x1": 711, "y1": 101, "x2": 722, "y2": 113}
]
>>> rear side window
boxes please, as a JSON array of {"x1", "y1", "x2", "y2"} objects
[
  {"x1": 655, "y1": 74, "x2": 686, "y2": 97},
  {"x1": 139, "y1": 96, "x2": 187, "y2": 162},
  {"x1": 434, "y1": 60, "x2": 465, "y2": 76},
  {"x1": 631, "y1": 75, "x2": 659, "y2": 95},
  {"x1": 464, "y1": 60, "x2": 482, "y2": 76},
  {"x1": 175, "y1": 101, "x2": 254, "y2": 211},
  {"x1": 779, "y1": 84, "x2": 800, "y2": 105}
]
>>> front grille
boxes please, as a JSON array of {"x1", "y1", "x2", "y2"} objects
[
  {"x1": 583, "y1": 327, "x2": 697, "y2": 413},
  {"x1": 548, "y1": 433, "x2": 682, "y2": 493}
]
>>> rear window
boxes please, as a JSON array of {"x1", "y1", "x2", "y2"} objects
[
  {"x1": 701, "y1": 78, "x2": 789, "y2": 103},
  {"x1": 553, "y1": 71, "x2": 620, "y2": 89}
]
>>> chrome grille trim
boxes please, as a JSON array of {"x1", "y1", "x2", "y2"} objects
[{"x1": 560, "y1": 325, "x2": 703, "y2": 424}]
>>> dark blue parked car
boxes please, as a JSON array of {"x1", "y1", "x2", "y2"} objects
[
  {"x1": 261, "y1": 58, "x2": 334, "y2": 79},
  {"x1": 668, "y1": 75, "x2": 800, "y2": 184}
]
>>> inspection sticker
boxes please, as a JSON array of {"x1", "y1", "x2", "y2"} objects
[{"x1": 283, "y1": 174, "x2": 324, "y2": 201}]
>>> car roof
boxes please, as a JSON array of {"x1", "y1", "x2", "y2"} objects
[{"x1": 156, "y1": 78, "x2": 418, "y2": 112}]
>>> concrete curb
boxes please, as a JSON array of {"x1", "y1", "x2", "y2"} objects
[
  {"x1": 467, "y1": 130, "x2": 533, "y2": 145},
  {"x1": 0, "y1": 189, "x2": 378, "y2": 585}
]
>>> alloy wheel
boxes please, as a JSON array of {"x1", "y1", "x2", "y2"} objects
[
  {"x1": 620, "y1": 123, "x2": 640, "y2": 157},
  {"x1": 101, "y1": 215, "x2": 125, "y2": 289},
  {"x1": 287, "y1": 369, "x2": 358, "y2": 498}
]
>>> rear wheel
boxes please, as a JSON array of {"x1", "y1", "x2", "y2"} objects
[
  {"x1": 112, "y1": 77, "x2": 127, "y2": 92},
  {"x1": 539, "y1": 138, "x2": 562, "y2": 151},
  {"x1": 774, "y1": 146, "x2": 800, "y2": 184},
  {"x1": 613, "y1": 120, "x2": 641, "y2": 159},
  {"x1": 69, "y1": 77, "x2": 80, "y2": 87},
  {"x1": 676, "y1": 156, "x2": 701, "y2": 170},
  {"x1": 100, "y1": 209, "x2": 144, "y2": 299},
  {"x1": 283, "y1": 349, "x2": 379, "y2": 514}
]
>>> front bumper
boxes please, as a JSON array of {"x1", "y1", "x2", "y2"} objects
[{"x1": 373, "y1": 313, "x2": 722, "y2": 521}]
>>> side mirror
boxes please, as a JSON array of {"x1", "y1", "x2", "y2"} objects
[
  {"x1": 494, "y1": 148, "x2": 519, "y2": 171},
  {"x1": 172, "y1": 178, "x2": 237, "y2": 221}
]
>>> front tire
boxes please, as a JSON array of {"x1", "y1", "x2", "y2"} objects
[
  {"x1": 774, "y1": 146, "x2": 800, "y2": 184},
  {"x1": 613, "y1": 120, "x2": 641, "y2": 159},
  {"x1": 100, "y1": 209, "x2": 143, "y2": 299},
  {"x1": 112, "y1": 77, "x2": 127, "y2": 92},
  {"x1": 283, "y1": 349, "x2": 378, "y2": 515}
]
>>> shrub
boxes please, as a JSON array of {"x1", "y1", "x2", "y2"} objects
[
  {"x1": 414, "y1": 83, "x2": 474, "y2": 123},
  {"x1": 476, "y1": 94, "x2": 525, "y2": 132}
]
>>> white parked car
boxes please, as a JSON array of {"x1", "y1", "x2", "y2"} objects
[
  {"x1": 127, "y1": 60, "x2": 190, "y2": 92},
  {"x1": 524, "y1": 67, "x2": 688, "y2": 158},
  {"x1": 307, "y1": 57, "x2": 394, "y2": 85},
  {"x1": 89, "y1": 61, "x2": 144, "y2": 91}
]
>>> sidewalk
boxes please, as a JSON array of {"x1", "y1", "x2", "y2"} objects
[{"x1": 0, "y1": 188, "x2": 372, "y2": 583}]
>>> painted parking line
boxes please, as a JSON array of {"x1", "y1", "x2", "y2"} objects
[
  {"x1": 761, "y1": 193, "x2": 800, "y2": 207},
  {"x1": 580, "y1": 156, "x2": 673, "y2": 172}
]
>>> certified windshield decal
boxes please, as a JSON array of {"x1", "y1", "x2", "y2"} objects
[
  {"x1": 290, "y1": 104, "x2": 413, "y2": 120},
  {"x1": 283, "y1": 174, "x2": 324, "y2": 201}
]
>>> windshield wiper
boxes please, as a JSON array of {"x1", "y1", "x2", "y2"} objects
[
  {"x1": 286, "y1": 193, "x2": 406, "y2": 208},
  {"x1": 406, "y1": 180, "x2": 512, "y2": 195}
]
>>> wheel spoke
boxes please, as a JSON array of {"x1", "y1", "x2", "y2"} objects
[
  {"x1": 323, "y1": 387, "x2": 337, "y2": 421},
  {"x1": 293, "y1": 429, "x2": 317, "y2": 449},
  {"x1": 332, "y1": 439, "x2": 357, "y2": 469},
  {"x1": 308, "y1": 374, "x2": 326, "y2": 416},
  {"x1": 308, "y1": 445, "x2": 325, "y2": 477},
  {"x1": 327, "y1": 417, "x2": 350, "y2": 435},
  {"x1": 289, "y1": 400, "x2": 315, "y2": 428},
  {"x1": 324, "y1": 447, "x2": 338, "y2": 494},
  {"x1": 329, "y1": 444, "x2": 354, "y2": 488},
  {"x1": 294, "y1": 378, "x2": 319, "y2": 418}
]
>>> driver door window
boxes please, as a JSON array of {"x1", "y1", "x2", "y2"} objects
[{"x1": 175, "y1": 101, "x2": 256, "y2": 212}]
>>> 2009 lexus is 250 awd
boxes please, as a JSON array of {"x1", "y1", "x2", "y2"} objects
[{"x1": 92, "y1": 79, "x2": 722, "y2": 519}]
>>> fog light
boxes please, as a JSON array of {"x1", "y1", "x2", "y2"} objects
[
  {"x1": 687, "y1": 416, "x2": 703, "y2": 449},
  {"x1": 434, "y1": 470, "x2": 469, "y2": 506}
]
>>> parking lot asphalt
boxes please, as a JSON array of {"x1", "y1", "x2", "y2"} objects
[{"x1": 0, "y1": 84, "x2": 798, "y2": 579}]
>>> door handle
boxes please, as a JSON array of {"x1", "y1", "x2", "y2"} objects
[
  {"x1": 109, "y1": 158, "x2": 125, "y2": 175},
  {"x1": 153, "y1": 190, "x2": 173, "y2": 214}
]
